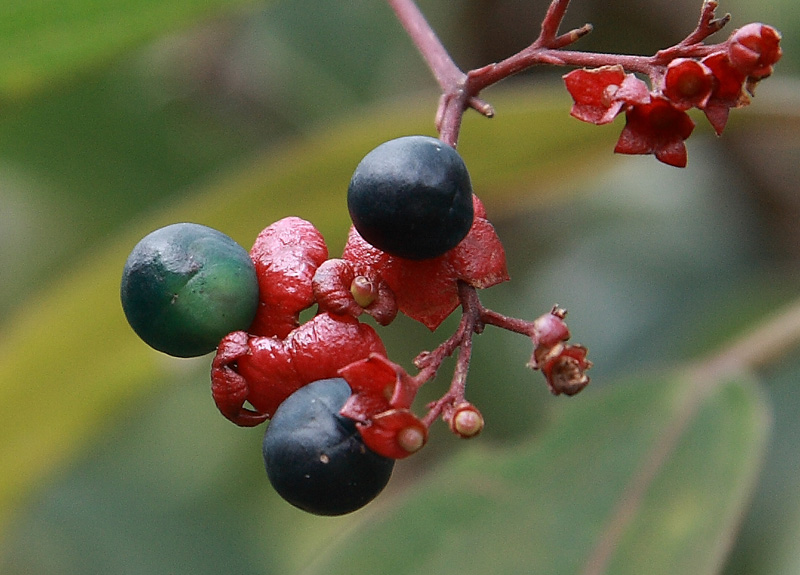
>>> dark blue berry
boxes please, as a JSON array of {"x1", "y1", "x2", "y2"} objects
[
  {"x1": 262, "y1": 378, "x2": 395, "y2": 516},
  {"x1": 347, "y1": 135, "x2": 474, "y2": 260},
  {"x1": 121, "y1": 223, "x2": 259, "y2": 357}
]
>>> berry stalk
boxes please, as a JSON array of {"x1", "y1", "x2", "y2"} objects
[{"x1": 414, "y1": 282, "x2": 591, "y2": 429}]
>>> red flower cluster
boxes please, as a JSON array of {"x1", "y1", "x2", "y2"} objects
[
  {"x1": 563, "y1": 23, "x2": 781, "y2": 167},
  {"x1": 209, "y1": 200, "x2": 507, "y2": 421}
]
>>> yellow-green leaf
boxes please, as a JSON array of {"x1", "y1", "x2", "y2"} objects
[
  {"x1": 297, "y1": 371, "x2": 769, "y2": 575},
  {"x1": 0, "y1": 0, "x2": 264, "y2": 98}
]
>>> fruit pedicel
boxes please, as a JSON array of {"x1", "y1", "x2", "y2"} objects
[{"x1": 121, "y1": 0, "x2": 781, "y2": 515}]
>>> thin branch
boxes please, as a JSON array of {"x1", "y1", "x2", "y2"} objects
[
  {"x1": 385, "y1": 0, "x2": 465, "y2": 91},
  {"x1": 654, "y1": 0, "x2": 730, "y2": 62},
  {"x1": 680, "y1": 0, "x2": 730, "y2": 46},
  {"x1": 422, "y1": 330, "x2": 474, "y2": 427},
  {"x1": 389, "y1": 0, "x2": 733, "y2": 147},
  {"x1": 535, "y1": 0, "x2": 594, "y2": 48}
]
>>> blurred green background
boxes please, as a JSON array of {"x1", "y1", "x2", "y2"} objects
[{"x1": 1, "y1": 0, "x2": 798, "y2": 573}]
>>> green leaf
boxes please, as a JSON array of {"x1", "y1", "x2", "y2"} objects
[
  {"x1": 296, "y1": 371, "x2": 769, "y2": 575},
  {"x1": 723, "y1": 355, "x2": 800, "y2": 575},
  {"x1": 0, "y1": 0, "x2": 263, "y2": 99},
  {"x1": 0, "y1": 88, "x2": 611, "y2": 537}
]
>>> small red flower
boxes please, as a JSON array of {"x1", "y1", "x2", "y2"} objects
[
  {"x1": 536, "y1": 344, "x2": 592, "y2": 396},
  {"x1": 728, "y1": 23, "x2": 782, "y2": 80},
  {"x1": 341, "y1": 195, "x2": 509, "y2": 330},
  {"x1": 701, "y1": 53, "x2": 749, "y2": 136},
  {"x1": 563, "y1": 65, "x2": 650, "y2": 125},
  {"x1": 339, "y1": 354, "x2": 427, "y2": 459},
  {"x1": 663, "y1": 58, "x2": 714, "y2": 111},
  {"x1": 614, "y1": 96, "x2": 695, "y2": 167}
]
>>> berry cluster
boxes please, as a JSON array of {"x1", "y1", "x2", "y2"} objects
[
  {"x1": 562, "y1": 19, "x2": 782, "y2": 166},
  {"x1": 121, "y1": 136, "x2": 591, "y2": 514},
  {"x1": 121, "y1": 0, "x2": 781, "y2": 517}
]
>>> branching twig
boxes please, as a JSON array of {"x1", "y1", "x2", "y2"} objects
[
  {"x1": 388, "y1": 0, "x2": 736, "y2": 145},
  {"x1": 373, "y1": 0, "x2": 782, "y2": 443},
  {"x1": 385, "y1": 0, "x2": 464, "y2": 91},
  {"x1": 407, "y1": 282, "x2": 589, "y2": 427}
]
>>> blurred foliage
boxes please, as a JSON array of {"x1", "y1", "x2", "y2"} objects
[
  {"x1": 301, "y1": 372, "x2": 768, "y2": 575},
  {"x1": 1, "y1": 0, "x2": 799, "y2": 574},
  {"x1": 0, "y1": 0, "x2": 263, "y2": 99}
]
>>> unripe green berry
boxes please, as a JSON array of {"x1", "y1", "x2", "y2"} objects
[{"x1": 121, "y1": 223, "x2": 259, "y2": 357}]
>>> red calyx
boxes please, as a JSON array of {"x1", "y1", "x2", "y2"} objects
[
  {"x1": 342, "y1": 195, "x2": 509, "y2": 330},
  {"x1": 728, "y1": 23, "x2": 782, "y2": 80},
  {"x1": 312, "y1": 258, "x2": 398, "y2": 326},
  {"x1": 339, "y1": 354, "x2": 427, "y2": 459},
  {"x1": 701, "y1": 52, "x2": 750, "y2": 136},
  {"x1": 614, "y1": 96, "x2": 695, "y2": 167},
  {"x1": 211, "y1": 312, "x2": 386, "y2": 426},
  {"x1": 527, "y1": 308, "x2": 592, "y2": 396},
  {"x1": 248, "y1": 217, "x2": 328, "y2": 338},
  {"x1": 563, "y1": 65, "x2": 650, "y2": 125},
  {"x1": 663, "y1": 58, "x2": 714, "y2": 111}
]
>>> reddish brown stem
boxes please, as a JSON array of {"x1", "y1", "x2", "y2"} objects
[
  {"x1": 535, "y1": 0, "x2": 594, "y2": 48},
  {"x1": 480, "y1": 307, "x2": 537, "y2": 337},
  {"x1": 422, "y1": 330, "x2": 474, "y2": 427},
  {"x1": 417, "y1": 283, "x2": 483, "y2": 426},
  {"x1": 412, "y1": 283, "x2": 481, "y2": 384},
  {"x1": 673, "y1": 0, "x2": 730, "y2": 48},
  {"x1": 385, "y1": 0, "x2": 465, "y2": 93},
  {"x1": 412, "y1": 282, "x2": 541, "y2": 426},
  {"x1": 389, "y1": 0, "x2": 730, "y2": 146}
]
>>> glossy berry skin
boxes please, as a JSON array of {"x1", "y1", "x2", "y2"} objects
[
  {"x1": 347, "y1": 135, "x2": 474, "y2": 260},
  {"x1": 262, "y1": 378, "x2": 395, "y2": 516},
  {"x1": 121, "y1": 223, "x2": 259, "y2": 357}
]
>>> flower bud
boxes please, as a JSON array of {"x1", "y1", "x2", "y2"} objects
[
  {"x1": 351, "y1": 275, "x2": 377, "y2": 307},
  {"x1": 356, "y1": 409, "x2": 428, "y2": 459},
  {"x1": 728, "y1": 23, "x2": 782, "y2": 80},
  {"x1": 449, "y1": 403, "x2": 485, "y2": 438}
]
